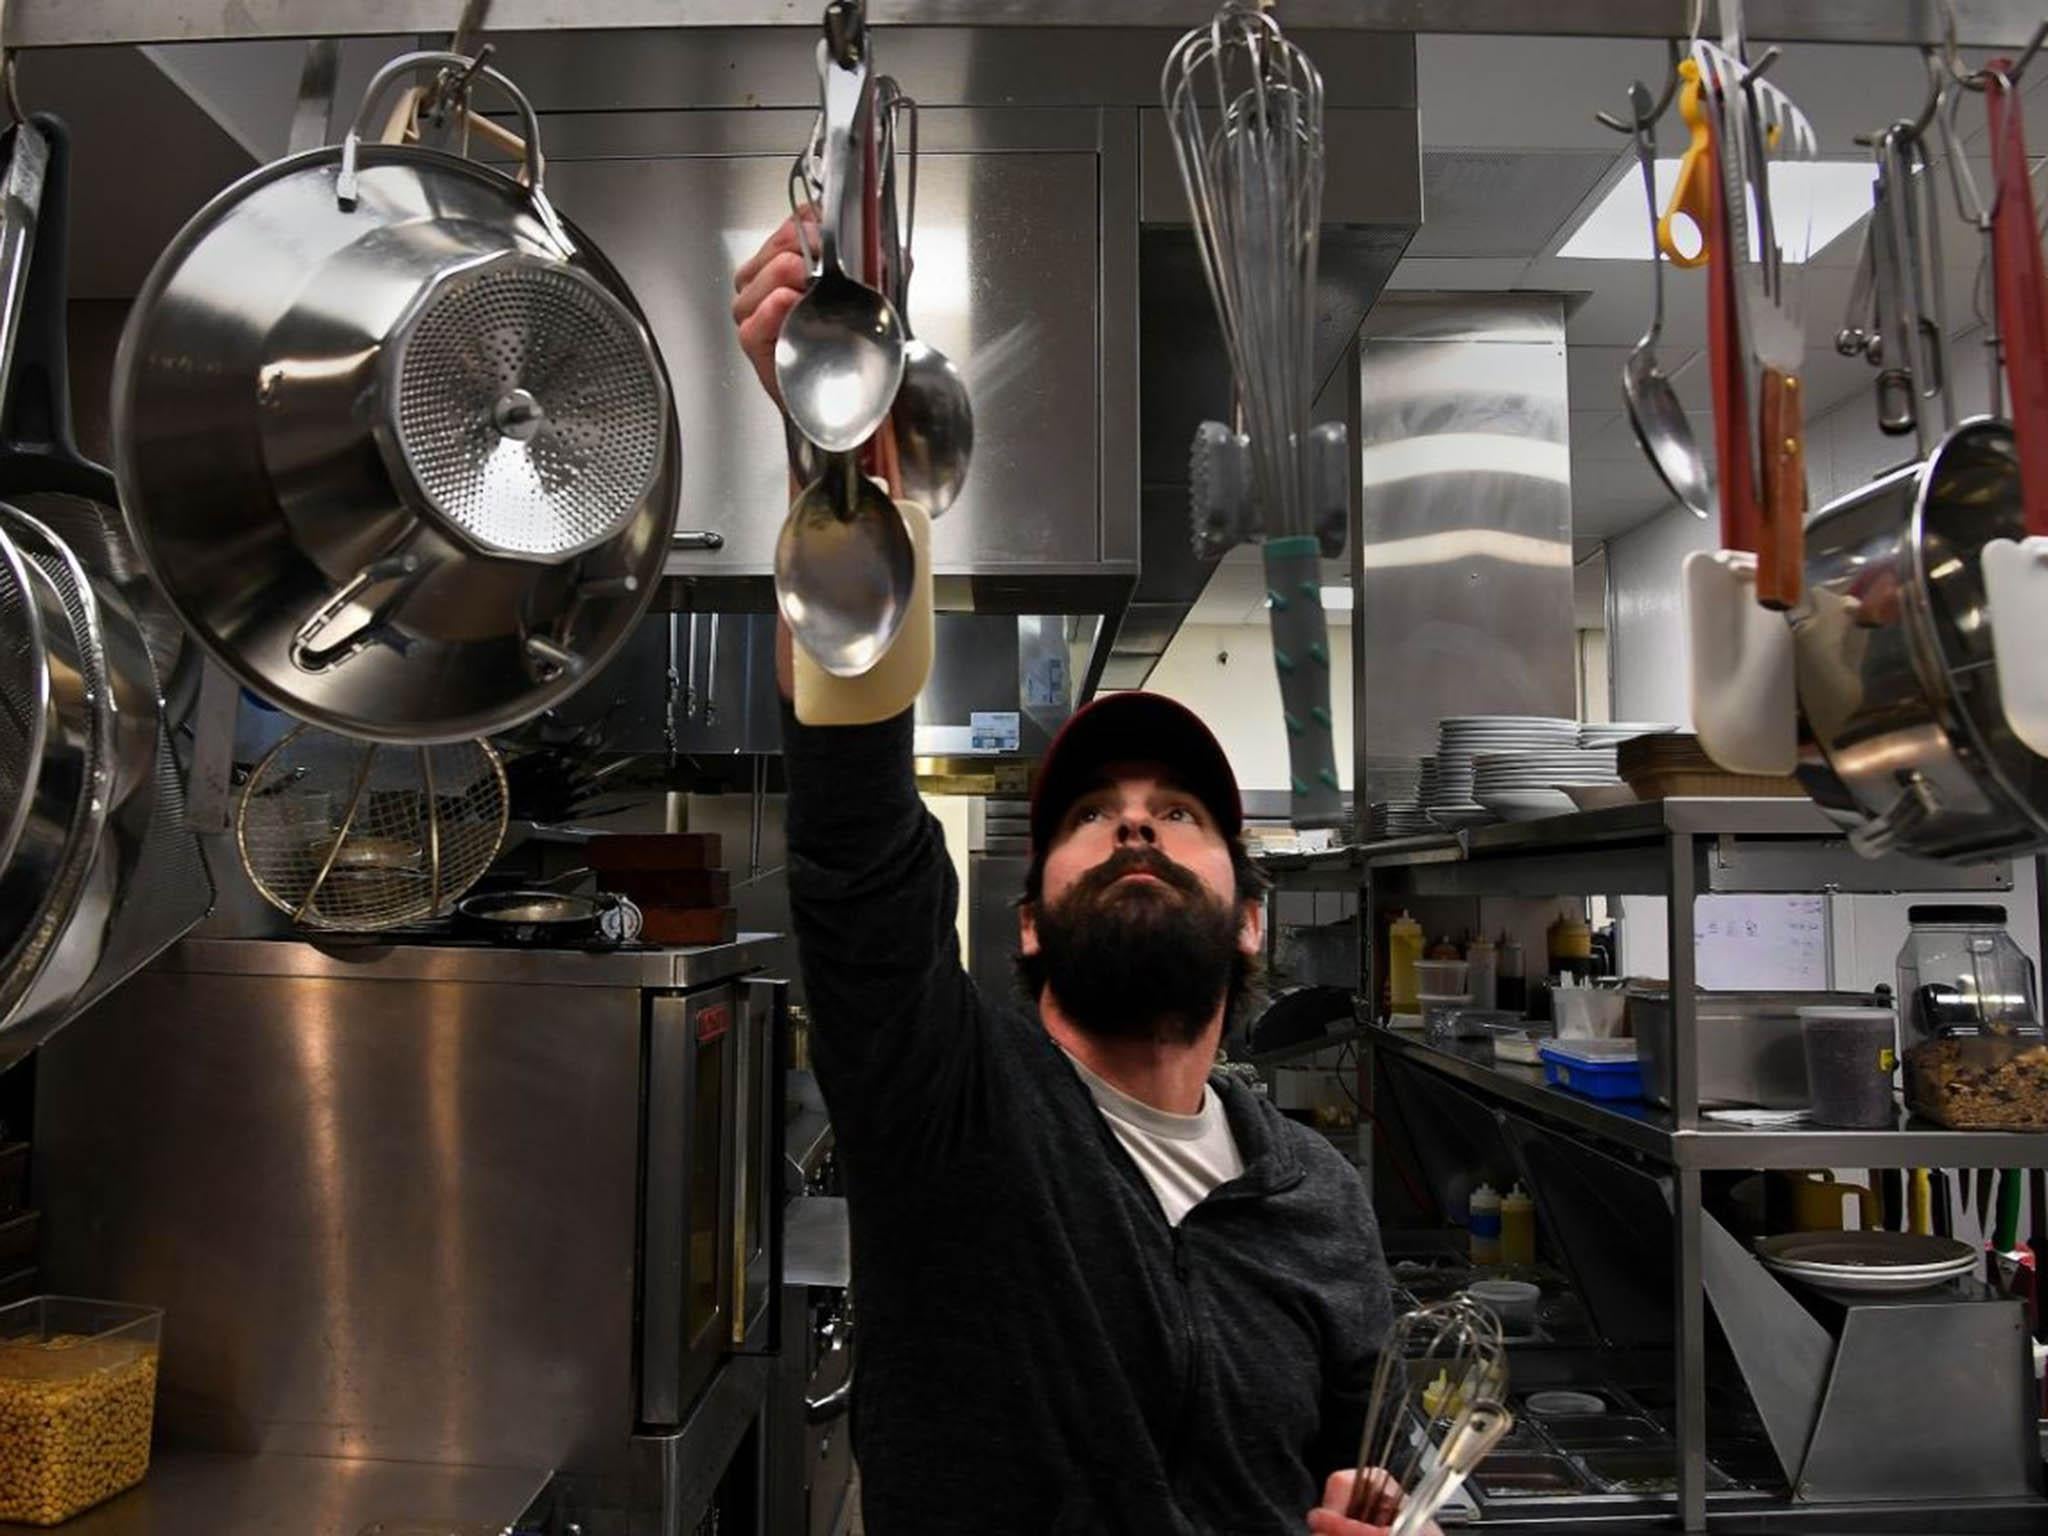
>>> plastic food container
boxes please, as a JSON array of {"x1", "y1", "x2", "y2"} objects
[
  {"x1": 1897, "y1": 905, "x2": 2047, "y2": 1129},
  {"x1": 1419, "y1": 994, "x2": 1472, "y2": 1038},
  {"x1": 1465, "y1": 1278, "x2": 1540, "y2": 1330},
  {"x1": 0, "y1": 1297, "x2": 163, "y2": 1526},
  {"x1": 1630, "y1": 988, "x2": 1879, "y2": 1109},
  {"x1": 1553, "y1": 986, "x2": 1628, "y2": 1039},
  {"x1": 1524, "y1": 1388, "x2": 1615, "y2": 1417},
  {"x1": 1539, "y1": 1039, "x2": 1644, "y2": 1100},
  {"x1": 1474, "y1": 1452, "x2": 1589, "y2": 1499},
  {"x1": 1800, "y1": 1006, "x2": 1899, "y2": 1128},
  {"x1": 1540, "y1": 1413, "x2": 1668, "y2": 1451},
  {"x1": 1415, "y1": 959, "x2": 1469, "y2": 997},
  {"x1": 1578, "y1": 1446, "x2": 1731, "y2": 1496}
]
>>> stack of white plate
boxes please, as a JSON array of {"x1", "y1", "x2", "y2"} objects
[
  {"x1": 1754, "y1": 1232, "x2": 1978, "y2": 1295},
  {"x1": 1429, "y1": 717, "x2": 1578, "y2": 825},
  {"x1": 1473, "y1": 750, "x2": 1622, "y2": 820},
  {"x1": 1579, "y1": 721, "x2": 1678, "y2": 750},
  {"x1": 1370, "y1": 802, "x2": 1435, "y2": 839}
]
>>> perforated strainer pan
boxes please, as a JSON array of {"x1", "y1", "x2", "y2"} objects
[{"x1": 115, "y1": 52, "x2": 677, "y2": 744}]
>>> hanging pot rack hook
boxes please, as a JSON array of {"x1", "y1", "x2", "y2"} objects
[
  {"x1": 1939, "y1": 0, "x2": 2047, "y2": 91},
  {"x1": 1594, "y1": 0, "x2": 1707, "y2": 135},
  {"x1": 1595, "y1": 38, "x2": 1685, "y2": 133}
]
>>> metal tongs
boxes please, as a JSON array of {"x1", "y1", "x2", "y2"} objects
[{"x1": 1347, "y1": 1297, "x2": 1513, "y2": 1533}]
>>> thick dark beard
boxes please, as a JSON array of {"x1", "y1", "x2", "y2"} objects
[{"x1": 1030, "y1": 846, "x2": 1240, "y2": 1046}]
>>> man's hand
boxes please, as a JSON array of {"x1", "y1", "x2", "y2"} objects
[
  {"x1": 731, "y1": 214, "x2": 816, "y2": 407},
  {"x1": 1308, "y1": 1470, "x2": 1441, "y2": 1536}
]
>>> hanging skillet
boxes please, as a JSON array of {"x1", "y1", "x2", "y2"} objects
[
  {"x1": 0, "y1": 115, "x2": 212, "y2": 1053},
  {"x1": 113, "y1": 52, "x2": 680, "y2": 745},
  {"x1": 0, "y1": 116, "x2": 190, "y2": 716}
]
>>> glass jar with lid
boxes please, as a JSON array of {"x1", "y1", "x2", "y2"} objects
[{"x1": 1896, "y1": 904, "x2": 2047, "y2": 1130}]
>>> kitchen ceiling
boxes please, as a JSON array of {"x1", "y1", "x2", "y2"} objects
[
  {"x1": 22, "y1": 24, "x2": 2048, "y2": 577},
  {"x1": 1182, "y1": 28, "x2": 2048, "y2": 629}
]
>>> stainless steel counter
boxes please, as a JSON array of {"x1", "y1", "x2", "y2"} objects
[
  {"x1": 155, "y1": 933, "x2": 784, "y2": 988},
  {"x1": 0, "y1": 1451, "x2": 548, "y2": 1536}
]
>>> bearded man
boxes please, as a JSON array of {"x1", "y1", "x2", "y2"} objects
[{"x1": 735, "y1": 219, "x2": 1398, "y2": 1535}]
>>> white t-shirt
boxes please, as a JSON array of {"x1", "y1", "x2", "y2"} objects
[{"x1": 1067, "y1": 1053, "x2": 1245, "y2": 1226}]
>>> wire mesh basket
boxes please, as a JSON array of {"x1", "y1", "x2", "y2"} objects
[{"x1": 237, "y1": 725, "x2": 509, "y2": 930}]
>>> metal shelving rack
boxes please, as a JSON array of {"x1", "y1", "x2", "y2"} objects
[{"x1": 1355, "y1": 796, "x2": 2048, "y2": 1533}]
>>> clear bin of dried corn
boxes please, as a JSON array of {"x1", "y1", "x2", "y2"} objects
[{"x1": 0, "y1": 1297, "x2": 163, "y2": 1525}]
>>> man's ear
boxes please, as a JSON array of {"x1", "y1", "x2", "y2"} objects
[
  {"x1": 1237, "y1": 896, "x2": 1264, "y2": 958},
  {"x1": 1018, "y1": 902, "x2": 1040, "y2": 958}
]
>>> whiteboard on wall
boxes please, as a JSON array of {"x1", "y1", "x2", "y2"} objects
[{"x1": 1694, "y1": 894, "x2": 1830, "y2": 991}]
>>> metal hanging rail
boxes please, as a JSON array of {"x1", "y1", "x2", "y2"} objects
[{"x1": 12, "y1": 0, "x2": 2048, "y2": 49}]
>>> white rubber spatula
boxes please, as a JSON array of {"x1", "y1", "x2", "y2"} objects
[
  {"x1": 1676, "y1": 54, "x2": 1796, "y2": 776},
  {"x1": 1976, "y1": 63, "x2": 2048, "y2": 757}
]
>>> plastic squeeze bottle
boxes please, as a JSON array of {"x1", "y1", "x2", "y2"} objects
[
  {"x1": 1502, "y1": 1184, "x2": 1537, "y2": 1265},
  {"x1": 1469, "y1": 1182, "x2": 1503, "y2": 1264},
  {"x1": 1466, "y1": 935, "x2": 1498, "y2": 1011},
  {"x1": 1388, "y1": 912, "x2": 1423, "y2": 1015}
]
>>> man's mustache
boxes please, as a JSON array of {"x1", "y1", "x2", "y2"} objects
[{"x1": 1073, "y1": 845, "x2": 1204, "y2": 902}]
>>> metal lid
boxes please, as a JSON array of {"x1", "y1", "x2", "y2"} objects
[{"x1": 383, "y1": 252, "x2": 669, "y2": 562}]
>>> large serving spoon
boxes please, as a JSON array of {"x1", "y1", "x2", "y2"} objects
[
  {"x1": 776, "y1": 40, "x2": 905, "y2": 455},
  {"x1": 1624, "y1": 80, "x2": 1711, "y2": 519},
  {"x1": 879, "y1": 89, "x2": 973, "y2": 516},
  {"x1": 775, "y1": 452, "x2": 916, "y2": 677}
]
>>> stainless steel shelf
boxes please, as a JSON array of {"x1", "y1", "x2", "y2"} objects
[
  {"x1": 1370, "y1": 1025, "x2": 2048, "y2": 1171},
  {"x1": 1363, "y1": 798, "x2": 2011, "y2": 897}
]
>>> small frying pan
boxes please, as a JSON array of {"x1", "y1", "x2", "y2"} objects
[{"x1": 454, "y1": 888, "x2": 640, "y2": 948}]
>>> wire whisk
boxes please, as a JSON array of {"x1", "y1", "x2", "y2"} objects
[
  {"x1": 1162, "y1": 2, "x2": 1324, "y2": 539},
  {"x1": 1348, "y1": 1297, "x2": 1515, "y2": 1532},
  {"x1": 1162, "y1": 4, "x2": 1346, "y2": 829}
]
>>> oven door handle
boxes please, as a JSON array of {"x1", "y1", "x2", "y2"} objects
[{"x1": 806, "y1": 1327, "x2": 855, "y2": 1425}]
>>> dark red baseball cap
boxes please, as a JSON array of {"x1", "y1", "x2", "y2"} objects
[{"x1": 1029, "y1": 692, "x2": 1243, "y2": 853}]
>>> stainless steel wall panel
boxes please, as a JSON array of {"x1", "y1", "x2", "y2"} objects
[
  {"x1": 33, "y1": 966, "x2": 648, "y2": 1477},
  {"x1": 1138, "y1": 107, "x2": 1423, "y2": 227},
  {"x1": 450, "y1": 28, "x2": 1414, "y2": 114},
  {"x1": 1356, "y1": 294, "x2": 1575, "y2": 792},
  {"x1": 536, "y1": 145, "x2": 1102, "y2": 579},
  {"x1": 36, "y1": 4, "x2": 2047, "y2": 47}
]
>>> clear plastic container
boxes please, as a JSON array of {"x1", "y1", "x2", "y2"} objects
[
  {"x1": 1896, "y1": 905, "x2": 2047, "y2": 1129},
  {"x1": 0, "y1": 1297, "x2": 163, "y2": 1525}
]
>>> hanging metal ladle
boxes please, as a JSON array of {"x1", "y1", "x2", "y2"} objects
[
  {"x1": 775, "y1": 449, "x2": 915, "y2": 677},
  {"x1": 774, "y1": 36, "x2": 905, "y2": 455},
  {"x1": 1622, "y1": 79, "x2": 1712, "y2": 519}
]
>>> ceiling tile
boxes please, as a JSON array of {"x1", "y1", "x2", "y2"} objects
[
  {"x1": 1570, "y1": 408, "x2": 1640, "y2": 463},
  {"x1": 1566, "y1": 346, "x2": 1635, "y2": 413}
]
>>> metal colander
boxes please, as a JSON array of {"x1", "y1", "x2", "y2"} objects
[
  {"x1": 237, "y1": 725, "x2": 509, "y2": 931},
  {"x1": 0, "y1": 530, "x2": 46, "y2": 867},
  {"x1": 384, "y1": 252, "x2": 668, "y2": 561}
]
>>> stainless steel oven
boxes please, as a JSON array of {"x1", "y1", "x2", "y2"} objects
[
  {"x1": 32, "y1": 937, "x2": 786, "y2": 1536},
  {"x1": 643, "y1": 977, "x2": 785, "y2": 1427}
]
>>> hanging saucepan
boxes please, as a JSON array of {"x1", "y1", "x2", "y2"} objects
[
  {"x1": 0, "y1": 506, "x2": 158, "y2": 1046},
  {"x1": 1791, "y1": 419, "x2": 2048, "y2": 862},
  {"x1": 454, "y1": 887, "x2": 641, "y2": 948},
  {"x1": 113, "y1": 51, "x2": 679, "y2": 745}
]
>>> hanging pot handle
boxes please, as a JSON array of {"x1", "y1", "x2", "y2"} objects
[
  {"x1": 290, "y1": 551, "x2": 422, "y2": 675},
  {"x1": 335, "y1": 50, "x2": 572, "y2": 255}
]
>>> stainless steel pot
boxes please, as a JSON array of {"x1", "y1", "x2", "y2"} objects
[
  {"x1": 0, "y1": 505, "x2": 159, "y2": 1040},
  {"x1": 1792, "y1": 418, "x2": 2048, "y2": 861},
  {"x1": 114, "y1": 51, "x2": 679, "y2": 745}
]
